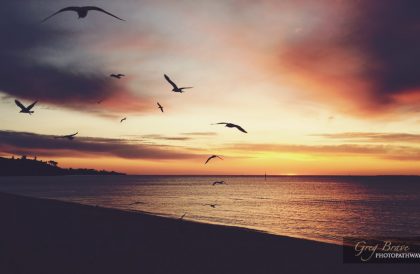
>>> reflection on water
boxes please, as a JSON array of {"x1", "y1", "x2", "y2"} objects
[{"x1": 1, "y1": 175, "x2": 420, "y2": 245}]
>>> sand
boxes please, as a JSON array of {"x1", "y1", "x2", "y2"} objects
[{"x1": 0, "y1": 192, "x2": 418, "y2": 274}]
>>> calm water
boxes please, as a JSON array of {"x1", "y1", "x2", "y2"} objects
[{"x1": 1, "y1": 175, "x2": 420, "y2": 245}]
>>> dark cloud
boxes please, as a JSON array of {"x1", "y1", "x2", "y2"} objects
[
  {"x1": 0, "y1": 2, "x2": 147, "y2": 114},
  {"x1": 350, "y1": 0, "x2": 420, "y2": 102},
  {"x1": 281, "y1": 0, "x2": 420, "y2": 114},
  {"x1": 0, "y1": 130, "x2": 198, "y2": 160},
  {"x1": 315, "y1": 132, "x2": 420, "y2": 143}
]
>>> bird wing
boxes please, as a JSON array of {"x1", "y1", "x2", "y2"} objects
[
  {"x1": 205, "y1": 156, "x2": 214, "y2": 164},
  {"x1": 14, "y1": 100, "x2": 26, "y2": 110},
  {"x1": 86, "y1": 6, "x2": 125, "y2": 21},
  {"x1": 216, "y1": 155, "x2": 223, "y2": 160},
  {"x1": 69, "y1": 132, "x2": 78, "y2": 137},
  {"x1": 41, "y1": 7, "x2": 79, "y2": 23},
  {"x1": 27, "y1": 101, "x2": 38, "y2": 110},
  {"x1": 234, "y1": 124, "x2": 248, "y2": 133},
  {"x1": 215, "y1": 122, "x2": 227, "y2": 125},
  {"x1": 118, "y1": 74, "x2": 125, "y2": 77},
  {"x1": 180, "y1": 87, "x2": 193, "y2": 89},
  {"x1": 157, "y1": 102, "x2": 162, "y2": 108},
  {"x1": 164, "y1": 74, "x2": 178, "y2": 89}
]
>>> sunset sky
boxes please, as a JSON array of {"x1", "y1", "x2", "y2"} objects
[{"x1": 1, "y1": 0, "x2": 420, "y2": 175}]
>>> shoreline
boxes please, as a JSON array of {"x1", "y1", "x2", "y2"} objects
[{"x1": 0, "y1": 192, "x2": 418, "y2": 273}]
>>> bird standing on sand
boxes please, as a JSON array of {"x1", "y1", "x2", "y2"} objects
[
  {"x1": 41, "y1": 6, "x2": 125, "y2": 22},
  {"x1": 157, "y1": 102, "x2": 164, "y2": 113},
  {"x1": 205, "y1": 155, "x2": 223, "y2": 164},
  {"x1": 212, "y1": 122, "x2": 247, "y2": 133},
  {"x1": 54, "y1": 132, "x2": 78, "y2": 140},
  {"x1": 164, "y1": 74, "x2": 193, "y2": 93},
  {"x1": 120, "y1": 117, "x2": 127, "y2": 123},
  {"x1": 212, "y1": 181, "x2": 225, "y2": 186},
  {"x1": 110, "y1": 74, "x2": 125, "y2": 79},
  {"x1": 14, "y1": 100, "x2": 37, "y2": 115}
]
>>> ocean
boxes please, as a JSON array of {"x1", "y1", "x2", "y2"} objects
[{"x1": 0, "y1": 175, "x2": 419, "y2": 245}]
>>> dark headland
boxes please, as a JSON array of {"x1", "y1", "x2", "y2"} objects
[
  {"x1": 0, "y1": 156, "x2": 125, "y2": 176},
  {"x1": 0, "y1": 192, "x2": 418, "y2": 274}
]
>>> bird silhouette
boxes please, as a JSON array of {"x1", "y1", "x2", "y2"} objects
[
  {"x1": 157, "y1": 102, "x2": 164, "y2": 113},
  {"x1": 120, "y1": 117, "x2": 127, "y2": 123},
  {"x1": 212, "y1": 181, "x2": 225, "y2": 186},
  {"x1": 204, "y1": 204, "x2": 218, "y2": 208},
  {"x1": 212, "y1": 122, "x2": 247, "y2": 133},
  {"x1": 129, "y1": 201, "x2": 145, "y2": 205},
  {"x1": 14, "y1": 100, "x2": 37, "y2": 115},
  {"x1": 41, "y1": 6, "x2": 125, "y2": 22},
  {"x1": 164, "y1": 74, "x2": 192, "y2": 93},
  {"x1": 54, "y1": 132, "x2": 78, "y2": 140},
  {"x1": 205, "y1": 155, "x2": 223, "y2": 164},
  {"x1": 110, "y1": 73, "x2": 125, "y2": 79}
]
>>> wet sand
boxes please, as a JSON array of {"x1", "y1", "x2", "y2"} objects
[{"x1": 0, "y1": 192, "x2": 418, "y2": 274}]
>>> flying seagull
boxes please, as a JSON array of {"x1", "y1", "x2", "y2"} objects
[
  {"x1": 164, "y1": 74, "x2": 193, "y2": 93},
  {"x1": 157, "y1": 102, "x2": 164, "y2": 112},
  {"x1": 129, "y1": 201, "x2": 145, "y2": 205},
  {"x1": 55, "y1": 132, "x2": 78, "y2": 140},
  {"x1": 41, "y1": 6, "x2": 125, "y2": 23},
  {"x1": 110, "y1": 74, "x2": 125, "y2": 79},
  {"x1": 205, "y1": 155, "x2": 223, "y2": 164},
  {"x1": 15, "y1": 100, "x2": 37, "y2": 115},
  {"x1": 212, "y1": 122, "x2": 247, "y2": 133},
  {"x1": 212, "y1": 181, "x2": 225, "y2": 186},
  {"x1": 204, "y1": 204, "x2": 218, "y2": 208},
  {"x1": 120, "y1": 117, "x2": 127, "y2": 123}
]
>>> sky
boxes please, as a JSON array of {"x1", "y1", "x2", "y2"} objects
[{"x1": 1, "y1": 0, "x2": 420, "y2": 175}]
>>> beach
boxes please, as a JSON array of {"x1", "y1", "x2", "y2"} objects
[{"x1": 0, "y1": 192, "x2": 418, "y2": 274}]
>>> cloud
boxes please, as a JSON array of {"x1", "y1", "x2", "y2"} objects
[
  {"x1": 278, "y1": 0, "x2": 420, "y2": 116},
  {"x1": 221, "y1": 142, "x2": 420, "y2": 161},
  {"x1": 0, "y1": 2, "x2": 150, "y2": 115},
  {"x1": 180, "y1": 132, "x2": 218, "y2": 136},
  {"x1": 141, "y1": 134, "x2": 192, "y2": 141},
  {"x1": 0, "y1": 130, "x2": 199, "y2": 161},
  {"x1": 315, "y1": 132, "x2": 420, "y2": 144}
]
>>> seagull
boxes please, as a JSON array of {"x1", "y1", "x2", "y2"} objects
[
  {"x1": 120, "y1": 117, "x2": 127, "y2": 123},
  {"x1": 212, "y1": 181, "x2": 225, "y2": 186},
  {"x1": 205, "y1": 155, "x2": 223, "y2": 164},
  {"x1": 110, "y1": 74, "x2": 125, "y2": 79},
  {"x1": 54, "y1": 132, "x2": 78, "y2": 140},
  {"x1": 157, "y1": 102, "x2": 164, "y2": 113},
  {"x1": 14, "y1": 100, "x2": 37, "y2": 115},
  {"x1": 164, "y1": 74, "x2": 193, "y2": 93},
  {"x1": 179, "y1": 213, "x2": 187, "y2": 220},
  {"x1": 204, "y1": 204, "x2": 218, "y2": 208},
  {"x1": 41, "y1": 6, "x2": 125, "y2": 23},
  {"x1": 129, "y1": 201, "x2": 145, "y2": 205},
  {"x1": 212, "y1": 122, "x2": 247, "y2": 133}
]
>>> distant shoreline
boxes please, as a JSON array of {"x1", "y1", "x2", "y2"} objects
[{"x1": 0, "y1": 156, "x2": 125, "y2": 176}]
